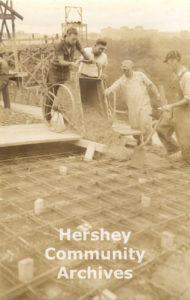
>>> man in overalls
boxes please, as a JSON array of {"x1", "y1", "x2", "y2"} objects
[
  {"x1": 105, "y1": 60, "x2": 160, "y2": 143},
  {"x1": 157, "y1": 50, "x2": 190, "y2": 163}
]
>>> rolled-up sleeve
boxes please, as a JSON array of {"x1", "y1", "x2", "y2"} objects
[
  {"x1": 76, "y1": 40, "x2": 83, "y2": 53},
  {"x1": 107, "y1": 77, "x2": 123, "y2": 94},
  {"x1": 141, "y1": 72, "x2": 153, "y2": 87},
  {"x1": 181, "y1": 72, "x2": 190, "y2": 103}
]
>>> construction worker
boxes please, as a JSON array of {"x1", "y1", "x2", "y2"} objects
[
  {"x1": 78, "y1": 39, "x2": 108, "y2": 107},
  {"x1": 157, "y1": 50, "x2": 190, "y2": 162},
  {"x1": 0, "y1": 50, "x2": 10, "y2": 109},
  {"x1": 105, "y1": 60, "x2": 160, "y2": 143},
  {"x1": 44, "y1": 27, "x2": 89, "y2": 124},
  {"x1": 79, "y1": 39, "x2": 108, "y2": 78}
]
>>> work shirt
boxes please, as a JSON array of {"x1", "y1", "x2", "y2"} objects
[
  {"x1": 166, "y1": 66, "x2": 190, "y2": 104},
  {"x1": 178, "y1": 66, "x2": 190, "y2": 102},
  {"x1": 79, "y1": 47, "x2": 108, "y2": 77},
  {"x1": 171, "y1": 66, "x2": 190, "y2": 162},
  {"x1": 48, "y1": 37, "x2": 84, "y2": 83},
  {"x1": 106, "y1": 72, "x2": 153, "y2": 133}
]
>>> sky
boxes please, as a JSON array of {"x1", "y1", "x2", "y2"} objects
[{"x1": 12, "y1": 0, "x2": 190, "y2": 34}]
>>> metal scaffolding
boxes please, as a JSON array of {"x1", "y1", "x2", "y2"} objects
[{"x1": 61, "y1": 6, "x2": 88, "y2": 41}]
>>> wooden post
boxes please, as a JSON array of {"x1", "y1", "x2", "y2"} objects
[{"x1": 84, "y1": 142, "x2": 96, "y2": 161}]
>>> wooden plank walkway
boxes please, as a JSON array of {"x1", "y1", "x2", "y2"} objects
[{"x1": 0, "y1": 123, "x2": 82, "y2": 147}]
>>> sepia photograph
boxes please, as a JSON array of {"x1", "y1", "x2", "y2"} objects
[{"x1": 0, "y1": 0, "x2": 190, "y2": 299}]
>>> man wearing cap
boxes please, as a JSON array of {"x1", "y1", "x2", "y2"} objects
[
  {"x1": 157, "y1": 50, "x2": 190, "y2": 162},
  {"x1": 44, "y1": 27, "x2": 89, "y2": 124},
  {"x1": 0, "y1": 50, "x2": 10, "y2": 109},
  {"x1": 105, "y1": 60, "x2": 160, "y2": 143}
]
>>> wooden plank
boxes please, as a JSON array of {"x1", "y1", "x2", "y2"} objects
[
  {"x1": 74, "y1": 139, "x2": 106, "y2": 153},
  {"x1": 0, "y1": 123, "x2": 82, "y2": 147},
  {"x1": 9, "y1": 71, "x2": 28, "y2": 79},
  {"x1": 112, "y1": 123, "x2": 141, "y2": 136},
  {"x1": 84, "y1": 142, "x2": 96, "y2": 161},
  {"x1": 0, "y1": 14, "x2": 15, "y2": 19}
]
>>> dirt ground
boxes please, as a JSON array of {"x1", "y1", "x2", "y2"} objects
[{"x1": 0, "y1": 106, "x2": 42, "y2": 126}]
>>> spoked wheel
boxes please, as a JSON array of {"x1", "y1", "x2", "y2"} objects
[{"x1": 42, "y1": 83, "x2": 76, "y2": 131}]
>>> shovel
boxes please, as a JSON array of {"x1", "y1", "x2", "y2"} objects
[{"x1": 129, "y1": 116, "x2": 162, "y2": 169}]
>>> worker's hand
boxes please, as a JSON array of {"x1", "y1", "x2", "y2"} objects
[
  {"x1": 159, "y1": 104, "x2": 173, "y2": 112},
  {"x1": 104, "y1": 89, "x2": 110, "y2": 96},
  {"x1": 70, "y1": 62, "x2": 79, "y2": 69},
  {"x1": 84, "y1": 59, "x2": 94, "y2": 64},
  {"x1": 75, "y1": 59, "x2": 82, "y2": 65},
  {"x1": 101, "y1": 73, "x2": 107, "y2": 81},
  {"x1": 80, "y1": 59, "x2": 94, "y2": 64}
]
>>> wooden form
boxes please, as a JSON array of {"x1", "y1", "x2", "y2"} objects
[
  {"x1": 18, "y1": 49, "x2": 55, "y2": 87},
  {"x1": 112, "y1": 123, "x2": 141, "y2": 136},
  {"x1": 74, "y1": 139, "x2": 106, "y2": 161},
  {"x1": 1, "y1": 38, "x2": 55, "y2": 86},
  {"x1": 0, "y1": 123, "x2": 82, "y2": 147},
  {"x1": 0, "y1": 123, "x2": 106, "y2": 161}
]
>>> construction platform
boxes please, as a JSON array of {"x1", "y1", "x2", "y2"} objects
[
  {"x1": 0, "y1": 149, "x2": 190, "y2": 300},
  {"x1": 1, "y1": 104, "x2": 190, "y2": 300},
  {"x1": 0, "y1": 124, "x2": 82, "y2": 147}
]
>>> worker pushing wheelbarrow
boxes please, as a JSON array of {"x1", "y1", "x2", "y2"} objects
[
  {"x1": 42, "y1": 28, "x2": 108, "y2": 133},
  {"x1": 42, "y1": 27, "x2": 89, "y2": 130}
]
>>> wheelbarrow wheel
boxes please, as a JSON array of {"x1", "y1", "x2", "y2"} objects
[{"x1": 41, "y1": 83, "x2": 76, "y2": 130}]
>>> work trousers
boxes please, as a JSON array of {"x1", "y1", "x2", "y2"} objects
[
  {"x1": 0, "y1": 76, "x2": 10, "y2": 109},
  {"x1": 157, "y1": 113, "x2": 180, "y2": 154},
  {"x1": 44, "y1": 68, "x2": 69, "y2": 121},
  {"x1": 157, "y1": 106, "x2": 190, "y2": 162},
  {"x1": 44, "y1": 84, "x2": 60, "y2": 121}
]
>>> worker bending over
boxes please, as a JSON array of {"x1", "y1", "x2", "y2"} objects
[
  {"x1": 105, "y1": 60, "x2": 160, "y2": 143},
  {"x1": 79, "y1": 39, "x2": 108, "y2": 78},
  {"x1": 157, "y1": 50, "x2": 190, "y2": 162}
]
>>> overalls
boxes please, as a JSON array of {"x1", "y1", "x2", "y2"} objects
[{"x1": 157, "y1": 71, "x2": 190, "y2": 162}]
